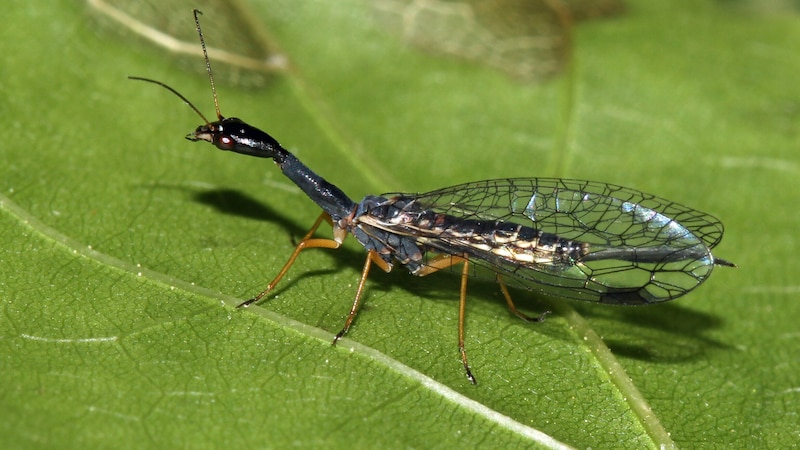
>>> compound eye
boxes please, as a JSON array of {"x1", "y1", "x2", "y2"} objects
[{"x1": 217, "y1": 134, "x2": 236, "y2": 150}]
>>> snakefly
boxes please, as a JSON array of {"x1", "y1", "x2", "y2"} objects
[{"x1": 131, "y1": 10, "x2": 734, "y2": 384}]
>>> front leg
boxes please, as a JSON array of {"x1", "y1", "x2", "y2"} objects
[{"x1": 238, "y1": 213, "x2": 341, "y2": 308}]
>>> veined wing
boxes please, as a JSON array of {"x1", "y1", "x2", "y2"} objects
[{"x1": 374, "y1": 178, "x2": 730, "y2": 304}]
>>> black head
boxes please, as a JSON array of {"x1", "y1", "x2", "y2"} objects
[
  {"x1": 130, "y1": 11, "x2": 288, "y2": 162},
  {"x1": 187, "y1": 117, "x2": 285, "y2": 160}
]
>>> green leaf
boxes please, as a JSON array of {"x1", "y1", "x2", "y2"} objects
[{"x1": 1, "y1": 0, "x2": 798, "y2": 448}]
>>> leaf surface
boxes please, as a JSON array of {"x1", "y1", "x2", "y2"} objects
[{"x1": 1, "y1": 0, "x2": 798, "y2": 448}]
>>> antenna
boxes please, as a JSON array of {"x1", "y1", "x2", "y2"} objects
[
  {"x1": 128, "y1": 76, "x2": 211, "y2": 125},
  {"x1": 193, "y1": 9, "x2": 223, "y2": 120},
  {"x1": 128, "y1": 9, "x2": 221, "y2": 125}
]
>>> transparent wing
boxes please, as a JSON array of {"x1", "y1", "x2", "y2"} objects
[{"x1": 379, "y1": 178, "x2": 729, "y2": 304}]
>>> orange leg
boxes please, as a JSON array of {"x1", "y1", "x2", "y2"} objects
[
  {"x1": 409, "y1": 254, "x2": 478, "y2": 384},
  {"x1": 496, "y1": 274, "x2": 550, "y2": 323},
  {"x1": 416, "y1": 255, "x2": 549, "y2": 383},
  {"x1": 414, "y1": 254, "x2": 466, "y2": 276},
  {"x1": 237, "y1": 213, "x2": 340, "y2": 308},
  {"x1": 458, "y1": 258, "x2": 476, "y2": 384},
  {"x1": 333, "y1": 250, "x2": 392, "y2": 344}
]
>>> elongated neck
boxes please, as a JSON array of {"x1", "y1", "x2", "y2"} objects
[
  {"x1": 189, "y1": 117, "x2": 357, "y2": 220},
  {"x1": 276, "y1": 151, "x2": 356, "y2": 220}
]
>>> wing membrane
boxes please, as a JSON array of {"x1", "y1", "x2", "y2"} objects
[{"x1": 377, "y1": 178, "x2": 727, "y2": 304}]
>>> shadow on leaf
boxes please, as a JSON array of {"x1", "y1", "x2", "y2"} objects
[{"x1": 191, "y1": 187, "x2": 729, "y2": 364}]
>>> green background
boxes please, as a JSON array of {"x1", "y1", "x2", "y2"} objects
[{"x1": 1, "y1": 0, "x2": 797, "y2": 448}]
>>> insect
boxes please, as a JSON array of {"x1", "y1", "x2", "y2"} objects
[{"x1": 132, "y1": 10, "x2": 734, "y2": 384}]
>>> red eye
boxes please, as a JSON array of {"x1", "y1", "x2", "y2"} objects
[{"x1": 218, "y1": 135, "x2": 235, "y2": 149}]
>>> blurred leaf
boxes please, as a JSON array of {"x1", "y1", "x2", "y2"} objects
[
  {"x1": 1, "y1": 0, "x2": 798, "y2": 448},
  {"x1": 373, "y1": 0, "x2": 624, "y2": 81},
  {"x1": 88, "y1": 0, "x2": 287, "y2": 85}
]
